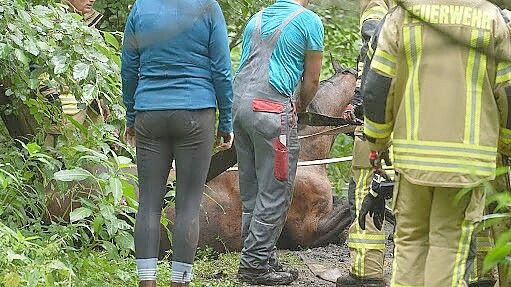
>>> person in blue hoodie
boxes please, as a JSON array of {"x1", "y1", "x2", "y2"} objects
[{"x1": 121, "y1": 1, "x2": 234, "y2": 286}]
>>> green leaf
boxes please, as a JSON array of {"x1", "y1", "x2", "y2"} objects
[
  {"x1": 66, "y1": 115, "x2": 88, "y2": 135},
  {"x1": 17, "y1": 9, "x2": 31, "y2": 22},
  {"x1": 14, "y1": 49, "x2": 28, "y2": 66},
  {"x1": 69, "y1": 207, "x2": 93, "y2": 222},
  {"x1": 25, "y1": 142, "x2": 41, "y2": 156},
  {"x1": 48, "y1": 260, "x2": 71, "y2": 271},
  {"x1": 7, "y1": 250, "x2": 27, "y2": 262},
  {"x1": 0, "y1": 43, "x2": 10, "y2": 59},
  {"x1": 121, "y1": 179, "x2": 138, "y2": 208},
  {"x1": 23, "y1": 39, "x2": 39, "y2": 56},
  {"x1": 101, "y1": 241, "x2": 118, "y2": 258},
  {"x1": 82, "y1": 84, "x2": 97, "y2": 103},
  {"x1": 53, "y1": 167, "x2": 92, "y2": 182},
  {"x1": 103, "y1": 32, "x2": 119, "y2": 49},
  {"x1": 51, "y1": 55, "x2": 68, "y2": 75},
  {"x1": 106, "y1": 219, "x2": 118, "y2": 237},
  {"x1": 72, "y1": 63, "x2": 90, "y2": 81},
  {"x1": 100, "y1": 204, "x2": 116, "y2": 221},
  {"x1": 0, "y1": 174, "x2": 8, "y2": 189},
  {"x1": 108, "y1": 177, "x2": 123, "y2": 204},
  {"x1": 3, "y1": 272, "x2": 21, "y2": 287},
  {"x1": 116, "y1": 156, "x2": 133, "y2": 169},
  {"x1": 73, "y1": 145, "x2": 109, "y2": 161},
  {"x1": 115, "y1": 231, "x2": 135, "y2": 251},
  {"x1": 92, "y1": 215, "x2": 105, "y2": 234}
]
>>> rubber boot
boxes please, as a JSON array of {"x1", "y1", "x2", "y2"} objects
[
  {"x1": 336, "y1": 273, "x2": 385, "y2": 287},
  {"x1": 139, "y1": 280, "x2": 156, "y2": 287}
]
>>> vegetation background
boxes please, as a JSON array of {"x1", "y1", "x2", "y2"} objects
[{"x1": 0, "y1": 0, "x2": 509, "y2": 286}]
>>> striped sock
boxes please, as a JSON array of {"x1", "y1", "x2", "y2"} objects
[
  {"x1": 171, "y1": 261, "x2": 193, "y2": 283},
  {"x1": 137, "y1": 258, "x2": 157, "y2": 281}
]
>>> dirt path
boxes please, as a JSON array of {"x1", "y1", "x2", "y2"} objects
[{"x1": 252, "y1": 224, "x2": 395, "y2": 287}]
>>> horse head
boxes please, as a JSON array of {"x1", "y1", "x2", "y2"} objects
[{"x1": 298, "y1": 58, "x2": 357, "y2": 161}]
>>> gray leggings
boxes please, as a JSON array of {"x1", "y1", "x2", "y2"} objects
[{"x1": 134, "y1": 109, "x2": 215, "y2": 263}]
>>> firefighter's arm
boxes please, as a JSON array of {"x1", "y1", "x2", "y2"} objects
[
  {"x1": 363, "y1": 12, "x2": 399, "y2": 152},
  {"x1": 350, "y1": 0, "x2": 390, "y2": 113}
]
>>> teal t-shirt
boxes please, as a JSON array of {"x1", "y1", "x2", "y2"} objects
[{"x1": 237, "y1": 0, "x2": 324, "y2": 96}]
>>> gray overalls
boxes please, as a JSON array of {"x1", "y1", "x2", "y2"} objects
[{"x1": 233, "y1": 9, "x2": 304, "y2": 271}]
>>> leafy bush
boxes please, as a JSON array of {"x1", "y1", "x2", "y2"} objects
[{"x1": 0, "y1": 0, "x2": 124, "y2": 135}]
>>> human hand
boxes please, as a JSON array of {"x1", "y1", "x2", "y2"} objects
[
  {"x1": 124, "y1": 126, "x2": 136, "y2": 147},
  {"x1": 342, "y1": 104, "x2": 354, "y2": 120},
  {"x1": 216, "y1": 130, "x2": 234, "y2": 151}
]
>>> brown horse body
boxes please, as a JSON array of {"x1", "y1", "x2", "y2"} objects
[
  {"x1": 161, "y1": 64, "x2": 356, "y2": 253},
  {"x1": 44, "y1": 63, "x2": 357, "y2": 254}
]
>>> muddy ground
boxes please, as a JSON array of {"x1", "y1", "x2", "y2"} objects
[{"x1": 251, "y1": 224, "x2": 395, "y2": 287}]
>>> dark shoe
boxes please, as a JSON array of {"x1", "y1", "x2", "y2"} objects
[
  {"x1": 336, "y1": 274, "x2": 385, "y2": 287},
  {"x1": 271, "y1": 261, "x2": 299, "y2": 281},
  {"x1": 468, "y1": 280, "x2": 496, "y2": 287},
  {"x1": 237, "y1": 267, "x2": 296, "y2": 285},
  {"x1": 170, "y1": 282, "x2": 189, "y2": 287},
  {"x1": 139, "y1": 280, "x2": 156, "y2": 287}
]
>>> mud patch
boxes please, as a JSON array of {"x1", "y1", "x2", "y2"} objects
[{"x1": 251, "y1": 224, "x2": 395, "y2": 287}]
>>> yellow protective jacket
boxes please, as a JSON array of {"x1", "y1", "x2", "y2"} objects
[
  {"x1": 361, "y1": 0, "x2": 396, "y2": 25},
  {"x1": 363, "y1": 0, "x2": 511, "y2": 188}
]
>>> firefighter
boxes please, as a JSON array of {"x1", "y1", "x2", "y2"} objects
[
  {"x1": 337, "y1": 1, "x2": 396, "y2": 286},
  {"x1": 361, "y1": 0, "x2": 511, "y2": 286},
  {"x1": 233, "y1": 0, "x2": 324, "y2": 285},
  {"x1": 41, "y1": 0, "x2": 106, "y2": 147}
]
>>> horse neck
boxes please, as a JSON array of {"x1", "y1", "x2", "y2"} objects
[
  {"x1": 298, "y1": 130, "x2": 337, "y2": 161},
  {"x1": 297, "y1": 73, "x2": 356, "y2": 161}
]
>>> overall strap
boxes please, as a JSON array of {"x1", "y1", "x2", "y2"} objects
[{"x1": 268, "y1": 8, "x2": 306, "y2": 43}]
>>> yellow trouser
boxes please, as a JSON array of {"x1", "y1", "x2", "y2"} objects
[
  {"x1": 348, "y1": 132, "x2": 386, "y2": 278},
  {"x1": 391, "y1": 175, "x2": 485, "y2": 287},
  {"x1": 469, "y1": 228, "x2": 494, "y2": 284}
]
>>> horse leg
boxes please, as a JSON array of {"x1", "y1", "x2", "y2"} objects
[{"x1": 310, "y1": 199, "x2": 352, "y2": 247}]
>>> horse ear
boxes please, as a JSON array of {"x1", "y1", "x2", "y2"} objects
[{"x1": 329, "y1": 53, "x2": 344, "y2": 73}]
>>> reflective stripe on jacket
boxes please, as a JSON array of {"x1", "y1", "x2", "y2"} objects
[{"x1": 364, "y1": 0, "x2": 511, "y2": 187}]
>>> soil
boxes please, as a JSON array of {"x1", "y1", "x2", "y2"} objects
[{"x1": 249, "y1": 224, "x2": 395, "y2": 287}]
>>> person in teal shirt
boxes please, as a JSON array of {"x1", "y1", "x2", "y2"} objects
[
  {"x1": 233, "y1": 0, "x2": 324, "y2": 285},
  {"x1": 238, "y1": 0, "x2": 324, "y2": 96}
]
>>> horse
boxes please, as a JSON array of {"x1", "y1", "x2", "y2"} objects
[{"x1": 159, "y1": 60, "x2": 357, "y2": 253}]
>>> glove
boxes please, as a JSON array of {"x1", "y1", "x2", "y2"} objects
[
  {"x1": 369, "y1": 150, "x2": 392, "y2": 170},
  {"x1": 353, "y1": 103, "x2": 363, "y2": 120},
  {"x1": 358, "y1": 173, "x2": 387, "y2": 231}
]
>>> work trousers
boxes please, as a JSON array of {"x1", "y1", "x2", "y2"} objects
[
  {"x1": 234, "y1": 96, "x2": 300, "y2": 271},
  {"x1": 391, "y1": 175, "x2": 485, "y2": 287}
]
